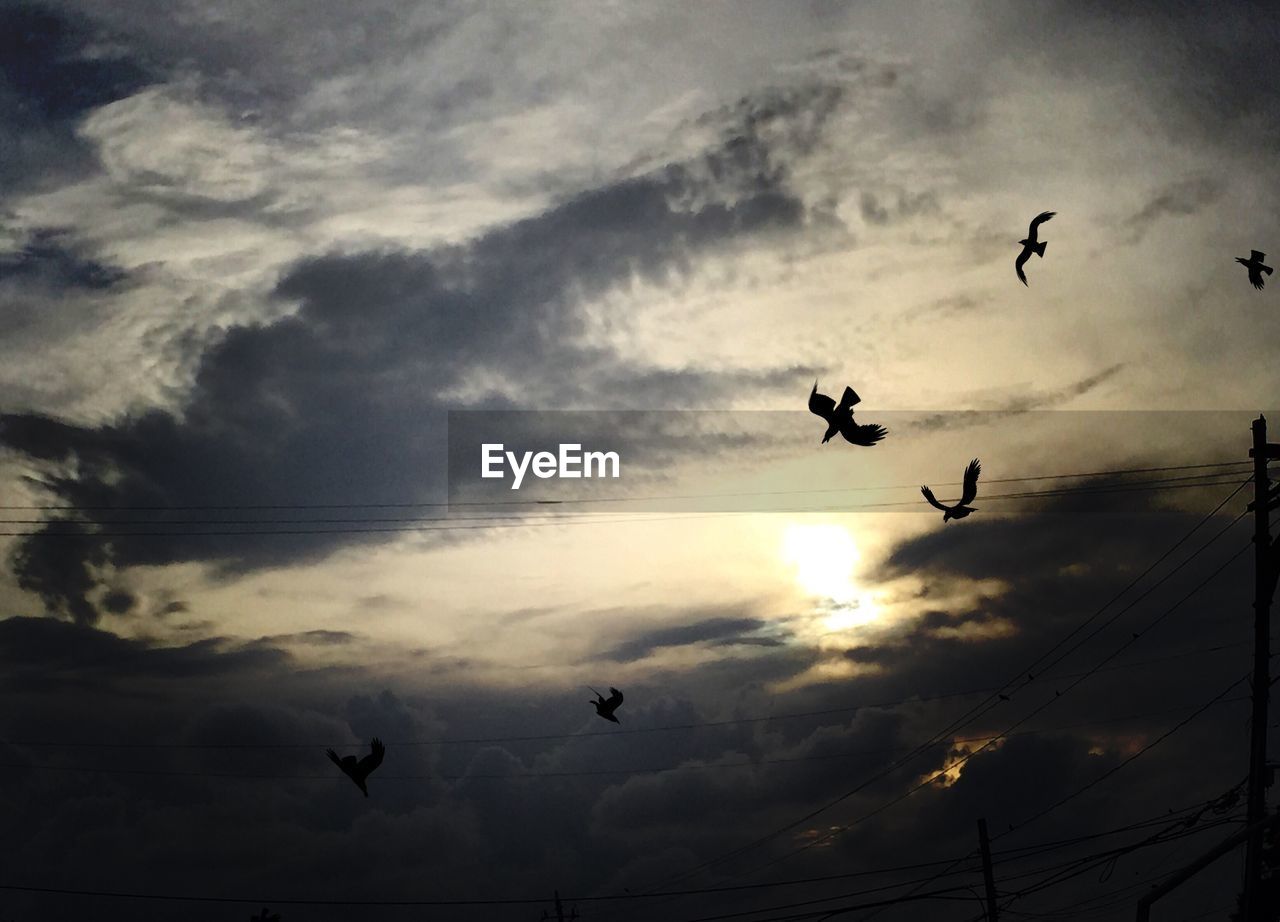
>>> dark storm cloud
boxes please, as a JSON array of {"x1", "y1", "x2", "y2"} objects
[
  {"x1": 0, "y1": 615, "x2": 287, "y2": 689},
  {"x1": 899, "y1": 292, "x2": 980, "y2": 324},
  {"x1": 576, "y1": 491, "x2": 1254, "y2": 912},
  {"x1": 986, "y1": 1, "x2": 1280, "y2": 154},
  {"x1": 252, "y1": 628, "x2": 358, "y2": 647},
  {"x1": 0, "y1": 228, "x2": 127, "y2": 291},
  {"x1": 0, "y1": 3, "x2": 154, "y2": 190},
  {"x1": 0, "y1": 474, "x2": 1253, "y2": 920},
  {"x1": 604, "y1": 615, "x2": 779, "y2": 663},
  {"x1": 0, "y1": 4, "x2": 149, "y2": 120},
  {"x1": 0, "y1": 80, "x2": 843, "y2": 623},
  {"x1": 908, "y1": 363, "x2": 1125, "y2": 432},
  {"x1": 858, "y1": 188, "x2": 939, "y2": 227},
  {"x1": 1123, "y1": 177, "x2": 1223, "y2": 243}
]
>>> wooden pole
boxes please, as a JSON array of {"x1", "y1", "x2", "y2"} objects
[
  {"x1": 978, "y1": 818, "x2": 999, "y2": 922},
  {"x1": 1245, "y1": 415, "x2": 1273, "y2": 920}
]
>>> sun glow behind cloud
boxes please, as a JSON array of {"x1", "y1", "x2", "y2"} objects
[{"x1": 781, "y1": 522, "x2": 881, "y2": 631}]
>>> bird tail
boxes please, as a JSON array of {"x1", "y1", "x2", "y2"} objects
[
  {"x1": 1034, "y1": 240, "x2": 1047, "y2": 258},
  {"x1": 1265, "y1": 265, "x2": 1275, "y2": 276}
]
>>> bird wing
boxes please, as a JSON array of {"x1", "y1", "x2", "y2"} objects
[
  {"x1": 606, "y1": 687, "x2": 624, "y2": 709},
  {"x1": 1252, "y1": 250, "x2": 1265, "y2": 261},
  {"x1": 835, "y1": 386, "x2": 861, "y2": 414},
  {"x1": 357, "y1": 738, "x2": 385, "y2": 776},
  {"x1": 843, "y1": 422, "x2": 887, "y2": 446},
  {"x1": 808, "y1": 382, "x2": 835, "y2": 421},
  {"x1": 1015, "y1": 247, "x2": 1031, "y2": 286},
  {"x1": 920, "y1": 485, "x2": 949, "y2": 512},
  {"x1": 1250, "y1": 268, "x2": 1266, "y2": 290},
  {"x1": 959, "y1": 458, "x2": 981, "y2": 506},
  {"x1": 1028, "y1": 211, "x2": 1055, "y2": 236},
  {"x1": 326, "y1": 748, "x2": 343, "y2": 768}
]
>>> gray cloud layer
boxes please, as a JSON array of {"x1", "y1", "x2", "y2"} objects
[{"x1": 1, "y1": 78, "x2": 844, "y2": 623}]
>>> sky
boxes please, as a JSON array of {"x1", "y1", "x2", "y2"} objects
[{"x1": 2, "y1": 2, "x2": 1280, "y2": 920}]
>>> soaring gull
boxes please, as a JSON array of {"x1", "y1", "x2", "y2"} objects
[{"x1": 1015, "y1": 211, "x2": 1056, "y2": 286}]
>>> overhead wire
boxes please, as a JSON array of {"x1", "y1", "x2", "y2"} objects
[
  {"x1": 0, "y1": 694, "x2": 1250, "y2": 783},
  {"x1": 626, "y1": 477, "x2": 1252, "y2": 900},
  {"x1": 0, "y1": 467, "x2": 1250, "y2": 538},
  {"x1": 0, "y1": 639, "x2": 1251, "y2": 751},
  {"x1": 0, "y1": 459, "x2": 1250, "y2": 512}
]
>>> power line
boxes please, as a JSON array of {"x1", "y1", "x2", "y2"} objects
[
  {"x1": 909, "y1": 802, "x2": 1247, "y2": 922},
  {"x1": 1, "y1": 459, "x2": 1250, "y2": 512},
  {"x1": 0, "y1": 472, "x2": 1250, "y2": 540},
  {"x1": 0, "y1": 640, "x2": 1250, "y2": 751},
  {"x1": 916, "y1": 806, "x2": 1247, "y2": 922},
  {"x1": 864, "y1": 655, "x2": 1251, "y2": 920},
  {"x1": 627, "y1": 479, "x2": 1252, "y2": 899},
  {"x1": 2, "y1": 469, "x2": 1247, "y2": 525},
  {"x1": 2, "y1": 695, "x2": 1249, "y2": 783},
  {"x1": 815, "y1": 538, "x2": 1255, "y2": 922},
  {"x1": 995, "y1": 673, "x2": 1250, "y2": 842},
  {"x1": 0, "y1": 476, "x2": 1248, "y2": 540},
  {"x1": 0, "y1": 787, "x2": 1240, "y2": 916},
  {"x1": 655, "y1": 526, "x2": 1255, "y2": 922}
]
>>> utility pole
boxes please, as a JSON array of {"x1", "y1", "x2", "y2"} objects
[
  {"x1": 541, "y1": 890, "x2": 579, "y2": 922},
  {"x1": 977, "y1": 818, "x2": 1000, "y2": 922},
  {"x1": 1246, "y1": 414, "x2": 1279, "y2": 920}
]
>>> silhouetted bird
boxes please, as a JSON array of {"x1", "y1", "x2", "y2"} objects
[
  {"x1": 250, "y1": 910, "x2": 282, "y2": 922},
  {"x1": 1015, "y1": 211, "x2": 1055, "y2": 286},
  {"x1": 1236, "y1": 250, "x2": 1273, "y2": 290},
  {"x1": 590, "y1": 686, "x2": 624, "y2": 723},
  {"x1": 326, "y1": 737, "x2": 385, "y2": 797},
  {"x1": 921, "y1": 459, "x2": 981, "y2": 522},
  {"x1": 808, "y1": 381, "x2": 888, "y2": 446}
]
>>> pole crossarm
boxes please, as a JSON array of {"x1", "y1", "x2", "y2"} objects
[
  {"x1": 1135, "y1": 812, "x2": 1280, "y2": 922},
  {"x1": 1247, "y1": 484, "x2": 1280, "y2": 513}
]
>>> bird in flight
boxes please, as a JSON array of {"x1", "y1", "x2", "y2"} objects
[
  {"x1": 326, "y1": 738, "x2": 385, "y2": 797},
  {"x1": 589, "y1": 686, "x2": 625, "y2": 724},
  {"x1": 1015, "y1": 211, "x2": 1056, "y2": 286},
  {"x1": 808, "y1": 381, "x2": 888, "y2": 447},
  {"x1": 1236, "y1": 250, "x2": 1273, "y2": 290},
  {"x1": 921, "y1": 458, "x2": 981, "y2": 522}
]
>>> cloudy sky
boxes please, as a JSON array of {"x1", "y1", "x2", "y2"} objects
[{"x1": 2, "y1": 2, "x2": 1279, "y2": 920}]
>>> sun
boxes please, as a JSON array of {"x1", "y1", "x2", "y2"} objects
[
  {"x1": 782, "y1": 523, "x2": 859, "y2": 602},
  {"x1": 780, "y1": 523, "x2": 880, "y2": 631}
]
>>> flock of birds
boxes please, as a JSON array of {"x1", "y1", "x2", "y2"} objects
[{"x1": 323, "y1": 211, "x2": 1272, "y2": 796}]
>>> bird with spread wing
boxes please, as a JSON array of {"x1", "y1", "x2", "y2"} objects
[
  {"x1": 921, "y1": 458, "x2": 982, "y2": 522},
  {"x1": 808, "y1": 381, "x2": 888, "y2": 447},
  {"x1": 326, "y1": 737, "x2": 385, "y2": 797},
  {"x1": 1236, "y1": 250, "x2": 1273, "y2": 290},
  {"x1": 1015, "y1": 211, "x2": 1055, "y2": 286},
  {"x1": 589, "y1": 686, "x2": 624, "y2": 724}
]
